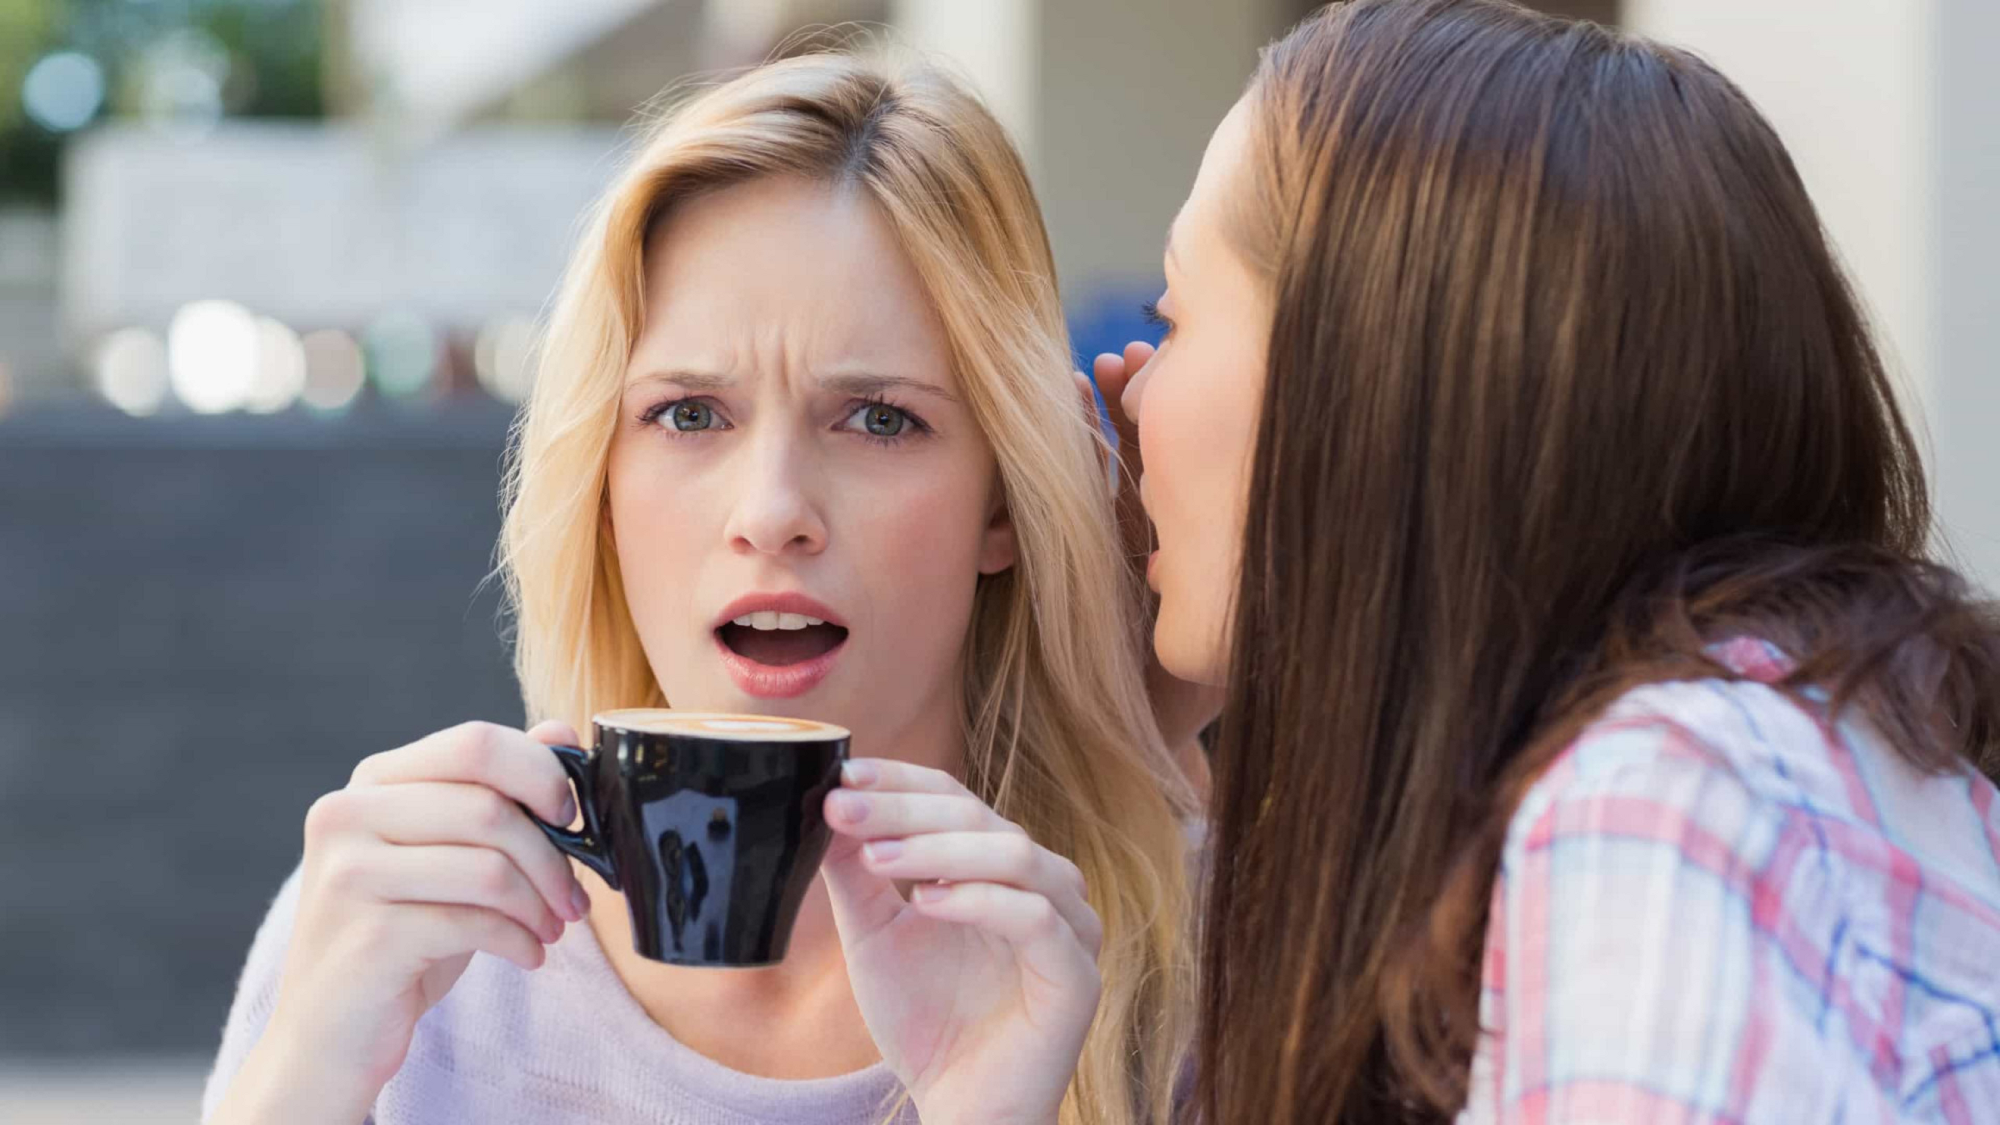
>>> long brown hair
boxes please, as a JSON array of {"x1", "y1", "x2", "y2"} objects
[{"x1": 1196, "y1": 2, "x2": 2000, "y2": 1121}]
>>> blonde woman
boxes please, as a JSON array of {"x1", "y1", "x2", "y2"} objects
[{"x1": 201, "y1": 52, "x2": 1195, "y2": 1125}]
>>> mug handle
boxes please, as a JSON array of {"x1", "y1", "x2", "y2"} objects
[{"x1": 523, "y1": 744, "x2": 621, "y2": 891}]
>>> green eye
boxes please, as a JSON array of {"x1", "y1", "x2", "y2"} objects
[
  {"x1": 861, "y1": 404, "x2": 906, "y2": 437},
  {"x1": 670, "y1": 401, "x2": 714, "y2": 431}
]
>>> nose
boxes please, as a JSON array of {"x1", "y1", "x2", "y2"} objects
[
  {"x1": 1120, "y1": 352, "x2": 1154, "y2": 425},
  {"x1": 723, "y1": 434, "x2": 828, "y2": 557}
]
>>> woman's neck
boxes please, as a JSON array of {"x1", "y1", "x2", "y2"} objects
[{"x1": 579, "y1": 693, "x2": 967, "y2": 1079}]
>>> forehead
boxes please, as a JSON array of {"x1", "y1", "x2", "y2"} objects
[
  {"x1": 1172, "y1": 96, "x2": 1260, "y2": 258},
  {"x1": 635, "y1": 176, "x2": 949, "y2": 367}
]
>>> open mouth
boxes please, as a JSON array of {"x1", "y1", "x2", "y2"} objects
[{"x1": 716, "y1": 613, "x2": 850, "y2": 667}]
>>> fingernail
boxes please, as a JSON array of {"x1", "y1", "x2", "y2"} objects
[
  {"x1": 558, "y1": 796, "x2": 577, "y2": 826},
  {"x1": 570, "y1": 883, "x2": 591, "y2": 920},
  {"x1": 827, "y1": 789, "x2": 868, "y2": 824},
  {"x1": 841, "y1": 760, "x2": 879, "y2": 788},
  {"x1": 911, "y1": 882, "x2": 948, "y2": 904},
  {"x1": 862, "y1": 839, "x2": 903, "y2": 864}
]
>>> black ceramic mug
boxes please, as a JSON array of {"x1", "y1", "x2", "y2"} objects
[{"x1": 527, "y1": 709, "x2": 849, "y2": 967}]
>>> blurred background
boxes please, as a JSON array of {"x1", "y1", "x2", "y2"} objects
[{"x1": 0, "y1": 0, "x2": 1993, "y2": 1120}]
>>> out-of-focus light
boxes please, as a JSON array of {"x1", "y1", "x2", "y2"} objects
[
  {"x1": 474, "y1": 317, "x2": 538, "y2": 403},
  {"x1": 246, "y1": 317, "x2": 306, "y2": 413},
  {"x1": 364, "y1": 311, "x2": 438, "y2": 400},
  {"x1": 301, "y1": 329, "x2": 365, "y2": 412},
  {"x1": 140, "y1": 31, "x2": 228, "y2": 138},
  {"x1": 94, "y1": 328, "x2": 170, "y2": 416},
  {"x1": 22, "y1": 52, "x2": 105, "y2": 133},
  {"x1": 168, "y1": 300, "x2": 258, "y2": 414}
]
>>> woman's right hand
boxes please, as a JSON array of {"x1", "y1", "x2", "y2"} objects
[{"x1": 210, "y1": 721, "x2": 589, "y2": 1125}]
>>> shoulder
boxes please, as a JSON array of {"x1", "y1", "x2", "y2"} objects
[
  {"x1": 1481, "y1": 673, "x2": 2000, "y2": 1119},
  {"x1": 1498, "y1": 677, "x2": 1838, "y2": 990},
  {"x1": 1500, "y1": 676, "x2": 1832, "y2": 925},
  {"x1": 1508, "y1": 666, "x2": 2000, "y2": 922}
]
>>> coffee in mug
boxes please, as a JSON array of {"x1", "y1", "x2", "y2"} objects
[{"x1": 527, "y1": 709, "x2": 848, "y2": 967}]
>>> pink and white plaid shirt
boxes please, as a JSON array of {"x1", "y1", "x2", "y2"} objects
[{"x1": 1460, "y1": 637, "x2": 2000, "y2": 1123}]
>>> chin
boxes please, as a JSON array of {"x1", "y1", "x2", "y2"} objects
[{"x1": 1153, "y1": 618, "x2": 1228, "y2": 688}]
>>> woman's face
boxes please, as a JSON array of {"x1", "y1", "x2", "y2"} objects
[
  {"x1": 607, "y1": 177, "x2": 1016, "y2": 758},
  {"x1": 1124, "y1": 97, "x2": 1273, "y2": 685}
]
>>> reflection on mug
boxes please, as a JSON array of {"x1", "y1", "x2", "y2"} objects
[{"x1": 644, "y1": 792, "x2": 739, "y2": 960}]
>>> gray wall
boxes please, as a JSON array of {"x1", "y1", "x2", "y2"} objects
[
  {"x1": 0, "y1": 406, "x2": 525, "y2": 1055},
  {"x1": 1035, "y1": 0, "x2": 1296, "y2": 305},
  {"x1": 1936, "y1": 0, "x2": 2000, "y2": 595}
]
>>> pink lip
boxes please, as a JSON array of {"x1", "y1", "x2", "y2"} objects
[{"x1": 712, "y1": 592, "x2": 849, "y2": 700}]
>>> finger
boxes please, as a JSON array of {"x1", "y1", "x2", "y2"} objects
[
  {"x1": 819, "y1": 834, "x2": 908, "y2": 944},
  {"x1": 859, "y1": 831, "x2": 1098, "y2": 951},
  {"x1": 526, "y1": 719, "x2": 581, "y2": 748},
  {"x1": 388, "y1": 902, "x2": 550, "y2": 973},
  {"x1": 339, "y1": 781, "x2": 587, "y2": 923},
  {"x1": 839, "y1": 758, "x2": 972, "y2": 797},
  {"x1": 909, "y1": 881, "x2": 1103, "y2": 981},
  {"x1": 350, "y1": 722, "x2": 575, "y2": 826},
  {"x1": 341, "y1": 839, "x2": 566, "y2": 944},
  {"x1": 823, "y1": 789, "x2": 1019, "y2": 841},
  {"x1": 1074, "y1": 370, "x2": 1120, "y2": 497},
  {"x1": 1092, "y1": 341, "x2": 1154, "y2": 414},
  {"x1": 1095, "y1": 343, "x2": 1155, "y2": 556},
  {"x1": 1072, "y1": 370, "x2": 1099, "y2": 422},
  {"x1": 1091, "y1": 351, "x2": 1129, "y2": 400}
]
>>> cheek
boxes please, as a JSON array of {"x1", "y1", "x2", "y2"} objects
[
  {"x1": 603, "y1": 440, "x2": 717, "y2": 634},
  {"x1": 1140, "y1": 357, "x2": 1230, "y2": 563},
  {"x1": 840, "y1": 460, "x2": 992, "y2": 635},
  {"x1": 1141, "y1": 348, "x2": 1258, "y2": 683}
]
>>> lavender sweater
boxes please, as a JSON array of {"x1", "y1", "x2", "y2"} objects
[{"x1": 201, "y1": 870, "x2": 915, "y2": 1124}]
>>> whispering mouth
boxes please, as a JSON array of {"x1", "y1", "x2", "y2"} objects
[{"x1": 717, "y1": 618, "x2": 850, "y2": 667}]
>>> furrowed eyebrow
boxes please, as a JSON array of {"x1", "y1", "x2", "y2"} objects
[
  {"x1": 626, "y1": 369, "x2": 958, "y2": 403},
  {"x1": 628, "y1": 370, "x2": 733, "y2": 392},
  {"x1": 819, "y1": 372, "x2": 959, "y2": 404}
]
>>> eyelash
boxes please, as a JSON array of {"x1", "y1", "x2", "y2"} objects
[
  {"x1": 1141, "y1": 300, "x2": 1175, "y2": 335},
  {"x1": 635, "y1": 395, "x2": 933, "y2": 448}
]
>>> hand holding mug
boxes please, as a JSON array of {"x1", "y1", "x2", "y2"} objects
[
  {"x1": 210, "y1": 721, "x2": 587, "y2": 1125},
  {"x1": 820, "y1": 759, "x2": 1103, "y2": 1125}
]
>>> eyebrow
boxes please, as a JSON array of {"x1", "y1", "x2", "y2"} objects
[
  {"x1": 819, "y1": 372, "x2": 958, "y2": 403},
  {"x1": 628, "y1": 369, "x2": 958, "y2": 403},
  {"x1": 1165, "y1": 222, "x2": 1183, "y2": 274},
  {"x1": 630, "y1": 369, "x2": 732, "y2": 392}
]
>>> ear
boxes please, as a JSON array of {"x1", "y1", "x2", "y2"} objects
[{"x1": 977, "y1": 493, "x2": 1018, "y2": 576}]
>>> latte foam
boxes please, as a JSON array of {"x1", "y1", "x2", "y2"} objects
[{"x1": 595, "y1": 709, "x2": 848, "y2": 742}]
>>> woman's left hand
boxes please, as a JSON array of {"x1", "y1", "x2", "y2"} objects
[{"x1": 819, "y1": 758, "x2": 1101, "y2": 1125}]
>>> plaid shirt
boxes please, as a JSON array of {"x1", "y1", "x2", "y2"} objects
[{"x1": 1460, "y1": 638, "x2": 2000, "y2": 1123}]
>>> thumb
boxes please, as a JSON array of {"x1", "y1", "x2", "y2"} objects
[
  {"x1": 820, "y1": 833, "x2": 905, "y2": 947},
  {"x1": 526, "y1": 719, "x2": 581, "y2": 748}
]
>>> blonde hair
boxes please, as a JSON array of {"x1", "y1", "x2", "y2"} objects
[{"x1": 499, "y1": 49, "x2": 1196, "y2": 1125}]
